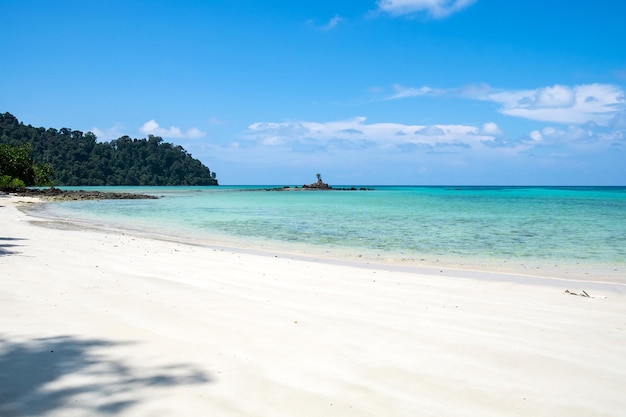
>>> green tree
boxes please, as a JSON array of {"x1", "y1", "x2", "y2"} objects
[
  {"x1": 0, "y1": 143, "x2": 54, "y2": 190},
  {"x1": 0, "y1": 113, "x2": 218, "y2": 186}
]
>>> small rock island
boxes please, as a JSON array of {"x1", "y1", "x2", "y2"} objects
[
  {"x1": 302, "y1": 173, "x2": 332, "y2": 190},
  {"x1": 268, "y1": 174, "x2": 372, "y2": 191}
]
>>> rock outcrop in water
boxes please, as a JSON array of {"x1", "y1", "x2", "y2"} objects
[
  {"x1": 302, "y1": 173, "x2": 332, "y2": 190},
  {"x1": 262, "y1": 174, "x2": 373, "y2": 191}
]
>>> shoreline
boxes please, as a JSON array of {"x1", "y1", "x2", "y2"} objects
[
  {"x1": 2, "y1": 194, "x2": 626, "y2": 416},
  {"x1": 22, "y1": 194, "x2": 626, "y2": 289},
  {"x1": 27, "y1": 212, "x2": 626, "y2": 294}
]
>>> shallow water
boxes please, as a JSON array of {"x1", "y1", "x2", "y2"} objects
[{"x1": 35, "y1": 185, "x2": 626, "y2": 280}]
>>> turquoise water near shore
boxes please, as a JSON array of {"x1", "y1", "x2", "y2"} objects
[{"x1": 35, "y1": 186, "x2": 626, "y2": 280}]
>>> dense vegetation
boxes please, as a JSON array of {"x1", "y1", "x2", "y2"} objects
[
  {"x1": 0, "y1": 113, "x2": 218, "y2": 186},
  {"x1": 0, "y1": 143, "x2": 54, "y2": 190}
]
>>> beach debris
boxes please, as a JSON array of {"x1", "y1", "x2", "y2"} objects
[
  {"x1": 565, "y1": 289, "x2": 591, "y2": 297},
  {"x1": 565, "y1": 289, "x2": 590, "y2": 297},
  {"x1": 564, "y1": 289, "x2": 606, "y2": 298}
]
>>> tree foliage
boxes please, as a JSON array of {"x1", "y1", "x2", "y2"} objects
[
  {"x1": 0, "y1": 143, "x2": 54, "y2": 190},
  {"x1": 0, "y1": 113, "x2": 218, "y2": 186}
]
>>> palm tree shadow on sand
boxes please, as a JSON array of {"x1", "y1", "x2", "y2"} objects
[
  {"x1": 0, "y1": 237, "x2": 25, "y2": 257},
  {"x1": 0, "y1": 335, "x2": 212, "y2": 416}
]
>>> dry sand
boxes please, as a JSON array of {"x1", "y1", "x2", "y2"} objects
[{"x1": 1, "y1": 194, "x2": 625, "y2": 416}]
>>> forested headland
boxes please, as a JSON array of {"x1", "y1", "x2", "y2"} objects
[{"x1": 0, "y1": 112, "x2": 218, "y2": 186}]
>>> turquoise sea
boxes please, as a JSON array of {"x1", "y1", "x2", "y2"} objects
[{"x1": 33, "y1": 186, "x2": 626, "y2": 281}]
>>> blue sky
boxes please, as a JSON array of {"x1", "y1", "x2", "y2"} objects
[{"x1": 2, "y1": 0, "x2": 625, "y2": 185}]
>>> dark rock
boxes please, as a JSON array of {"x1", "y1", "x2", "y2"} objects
[{"x1": 12, "y1": 188, "x2": 158, "y2": 201}]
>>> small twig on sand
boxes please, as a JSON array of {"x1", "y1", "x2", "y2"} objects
[
  {"x1": 564, "y1": 289, "x2": 606, "y2": 298},
  {"x1": 565, "y1": 289, "x2": 591, "y2": 297}
]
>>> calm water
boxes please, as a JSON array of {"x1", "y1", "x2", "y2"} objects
[{"x1": 34, "y1": 186, "x2": 626, "y2": 279}]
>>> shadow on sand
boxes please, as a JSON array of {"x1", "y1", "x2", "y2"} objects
[
  {"x1": 0, "y1": 237, "x2": 25, "y2": 257},
  {"x1": 0, "y1": 335, "x2": 212, "y2": 416}
]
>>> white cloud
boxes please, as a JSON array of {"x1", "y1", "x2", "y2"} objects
[
  {"x1": 386, "y1": 84, "x2": 440, "y2": 100},
  {"x1": 608, "y1": 110, "x2": 626, "y2": 129},
  {"x1": 247, "y1": 117, "x2": 495, "y2": 150},
  {"x1": 481, "y1": 122, "x2": 502, "y2": 135},
  {"x1": 377, "y1": 0, "x2": 476, "y2": 18},
  {"x1": 484, "y1": 84, "x2": 624, "y2": 124},
  {"x1": 308, "y1": 14, "x2": 344, "y2": 31},
  {"x1": 212, "y1": 111, "x2": 626, "y2": 184},
  {"x1": 139, "y1": 119, "x2": 206, "y2": 139},
  {"x1": 384, "y1": 82, "x2": 625, "y2": 125},
  {"x1": 208, "y1": 117, "x2": 225, "y2": 125},
  {"x1": 245, "y1": 115, "x2": 625, "y2": 162},
  {"x1": 91, "y1": 123, "x2": 126, "y2": 141},
  {"x1": 516, "y1": 122, "x2": 626, "y2": 159},
  {"x1": 528, "y1": 125, "x2": 599, "y2": 145},
  {"x1": 529, "y1": 130, "x2": 543, "y2": 142},
  {"x1": 322, "y1": 15, "x2": 343, "y2": 30}
]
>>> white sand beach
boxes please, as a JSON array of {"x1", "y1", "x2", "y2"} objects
[{"x1": 1, "y1": 193, "x2": 626, "y2": 417}]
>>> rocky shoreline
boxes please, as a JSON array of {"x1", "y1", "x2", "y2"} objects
[{"x1": 6, "y1": 187, "x2": 158, "y2": 201}]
